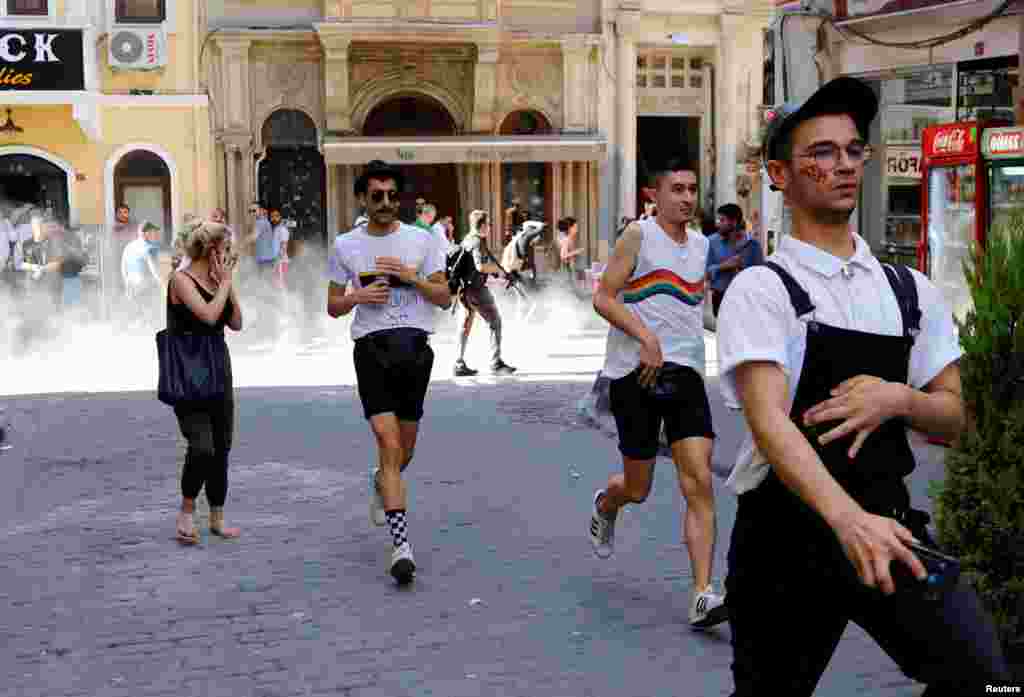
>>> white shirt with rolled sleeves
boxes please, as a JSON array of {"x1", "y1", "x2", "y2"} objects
[
  {"x1": 716, "y1": 233, "x2": 962, "y2": 496},
  {"x1": 326, "y1": 223, "x2": 446, "y2": 341}
]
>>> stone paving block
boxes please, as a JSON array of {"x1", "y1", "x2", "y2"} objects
[{"x1": 0, "y1": 377, "x2": 957, "y2": 696}]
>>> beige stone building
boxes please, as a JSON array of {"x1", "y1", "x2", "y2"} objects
[{"x1": 205, "y1": 0, "x2": 771, "y2": 263}]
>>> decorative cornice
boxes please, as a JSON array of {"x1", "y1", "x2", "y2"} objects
[{"x1": 314, "y1": 20, "x2": 499, "y2": 45}]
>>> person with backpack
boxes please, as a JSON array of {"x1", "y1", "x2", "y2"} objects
[
  {"x1": 501, "y1": 220, "x2": 545, "y2": 281},
  {"x1": 452, "y1": 210, "x2": 516, "y2": 377},
  {"x1": 716, "y1": 77, "x2": 1010, "y2": 695}
]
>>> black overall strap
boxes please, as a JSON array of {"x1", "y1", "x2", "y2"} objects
[
  {"x1": 762, "y1": 261, "x2": 815, "y2": 318},
  {"x1": 881, "y1": 264, "x2": 922, "y2": 339}
]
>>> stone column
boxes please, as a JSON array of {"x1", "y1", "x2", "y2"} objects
[
  {"x1": 490, "y1": 162, "x2": 502, "y2": 247},
  {"x1": 550, "y1": 162, "x2": 562, "y2": 224},
  {"x1": 317, "y1": 34, "x2": 353, "y2": 134},
  {"x1": 473, "y1": 44, "x2": 500, "y2": 134},
  {"x1": 220, "y1": 135, "x2": 250, "y2": 234},
  {"x1": 575, "y1": 162, "x2": 589, "y2": 266},
  {"x1": 597, "y1": 34, "x2": 617, "y2": 255},
  {"x1": 216, "y1": 38, "x2": 252, "y2": 135},
  {"x1": 616, "y1": 7, "x2": 642, "y2": 221},
  {"x1": 326, "y1": 164, "x2": 339, "y2": 236},
  {"x1": 561, "y1": 163, "x2": 574, "y2": 219},
  {"x1": 589, "y1": 162, "x2": 602, "y2": 261},
  {"x1": 562, "y1": 36, "x2": 591, "y2": 133},
  {"x1": 340, "y1": 165, "x2": 356, "y2": 230},
  {"x1": 716, "y1": 14, "x2": 743, "y2": 209}
]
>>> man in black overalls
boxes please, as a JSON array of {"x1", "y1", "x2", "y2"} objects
[{"x1": 716, "y1": 77, "x2": 1010, "y2": 695}]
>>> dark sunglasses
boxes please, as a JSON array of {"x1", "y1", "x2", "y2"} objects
[{"x1": 370, "y1": 189, "x2": 399, "y2": 204}]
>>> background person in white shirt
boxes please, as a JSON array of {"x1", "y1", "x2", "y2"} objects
[{"x1": 716, "y1": 77, "x2": 1009, "y2": 695}]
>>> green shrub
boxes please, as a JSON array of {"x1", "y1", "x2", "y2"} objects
[{"x1": 934, "y1": 208, "x2": 1024, "y2": 647}]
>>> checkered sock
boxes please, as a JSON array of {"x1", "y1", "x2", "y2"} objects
[{"x1": 384, "y1": 509, "x2": 408, "y2": 548}]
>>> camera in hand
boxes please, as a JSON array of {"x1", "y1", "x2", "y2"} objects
[
  {"x1": 359, "y1": 271, "x2": 409, "y2": 288},
  {"x1": 891, "y1": 541, "x2": 961, "y2": 599}
]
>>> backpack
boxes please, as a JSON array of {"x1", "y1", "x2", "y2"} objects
[
  {"x1": 501, "y1": 237, "x2": 524, "y2": 273},
  {"x1": 446, "y1": 245, "x2": 479, "y2": 295}
]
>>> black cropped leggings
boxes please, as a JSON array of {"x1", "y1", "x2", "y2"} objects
[{"x1": 174, "y1": 397, "x2": 234, "y2": 507}]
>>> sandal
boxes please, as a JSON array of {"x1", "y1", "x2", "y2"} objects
[
  {"x1": 209, "y1": 509, "x2": 240, "y2": 539},
  {"x1": 175, "y1": 511, "x2": 199, "y2": 545}
]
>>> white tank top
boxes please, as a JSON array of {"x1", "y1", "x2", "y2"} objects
[{"x1": 602, "y1": 217, "x2": 709, "y2": 379}]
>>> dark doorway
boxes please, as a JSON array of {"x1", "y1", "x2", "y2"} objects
[
  {"x1": 258, "y1": 109, "x2": 326, "y2": 244},
  {"x1": 637, "y1": 116, "x2": 701, "y2": 214},
  {"x1": 0, "y1": 155, "x2": 69, "y2": 224},
  {"x1": 500, "y1": 110, "x2": 552, "y2": 236},
  {"x1": 363, "y1": 95, "x2": 460, "y2": 225}
]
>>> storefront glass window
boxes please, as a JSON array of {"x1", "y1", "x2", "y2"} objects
[
  {"x1": 956, "y1": 56, "x2": 1019, "y2": 122},
  {"x1": 863, "y1": 65, "x2": 955, "y2": 264}
]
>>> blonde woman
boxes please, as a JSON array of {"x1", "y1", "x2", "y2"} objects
[{"x1": 167, "y1": 222, "x2": 243, "y2": 544}]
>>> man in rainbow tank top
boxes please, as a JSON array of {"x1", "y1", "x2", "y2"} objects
[{"x1": 588, "y1": 157, "x2": 728, "y2": 630}]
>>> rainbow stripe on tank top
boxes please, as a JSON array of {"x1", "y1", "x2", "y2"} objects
[{"x1": 622, "y1": 269, "x2": 705, "y2": 306}]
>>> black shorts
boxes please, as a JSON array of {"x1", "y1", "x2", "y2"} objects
[
  {"x1": 609, "y1": 362, "x2": 715, "y2": 460},
  {"x1": 353, "y1": 328, "x2": 435, "y2": 421}
]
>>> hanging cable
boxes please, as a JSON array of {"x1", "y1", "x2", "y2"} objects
[{"x1": 826, "y1": 0, "x2": 1014, "y2": 50}]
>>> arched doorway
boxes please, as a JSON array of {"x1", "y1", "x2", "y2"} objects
[
  {"x1": 114, "y1": 149, "x2": 172, "y2": 242},
  {"x1": 0, "y1": 153, "x2": 70, "y2": 224},
  {"x1": 363, "y1": 95, "x2": 459, "y2": 225},
  {"x1": 499, "y1": 110, "x2": 553, "y2": 242},
  {"x1": 257, "y1": 109, "x2": 326, "y2": 243}
]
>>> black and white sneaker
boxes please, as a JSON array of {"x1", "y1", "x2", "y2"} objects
[
  {"x1": 491, "y1": 361, "x2": 517, "y2": 376},
  {"x1": 390, "y1": 542, "x2": 416, "y2": 585},
  {"x1": 454, "y1": 360, "x2": 478, "y2": 377},
  {"x1": 689, "y1": 584, "x2": 728, "y2": 630},
  {"x1": 589, "y1": 489, "x2": 616, "y2": 559}
]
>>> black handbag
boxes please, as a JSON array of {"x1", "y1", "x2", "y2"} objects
[{"x1": 155, "y1": 329, "x2": 228, "y2": 406}]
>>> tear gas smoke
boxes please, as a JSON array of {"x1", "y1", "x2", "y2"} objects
[{"x1": 1, "y1": 230, "x2": 609, "y2": 396}]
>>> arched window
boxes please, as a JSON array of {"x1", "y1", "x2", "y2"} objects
[
  {"x1": 258, "y1": 109, "x2": 325, "y2": 242},
  {"x1": 114, "y1": 149, "x2": 172, "y2": 240},
  {"x1": 262, "y1": 109, "x2": 318, "y2": 149},
  {"x1": 499, "y1": 110, "x2": 552, "y2": 136}
]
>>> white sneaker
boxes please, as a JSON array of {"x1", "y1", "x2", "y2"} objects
[
  {"x1": 390, "y1": 542, "x2": 416, "y2": 584},
  {"x1": 369, "y1": 467, "x2": 386, "y2": 528},
  {"x1": 689, "y1": 584, "x2": 728, "y2": 630},
  {"x1": 589, "y1": 489, "x2": 616, "y2": 559}
]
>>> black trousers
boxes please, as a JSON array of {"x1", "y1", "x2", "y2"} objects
[
  {"x1": 727, "y1": 477, "x2": 1011, "y2": 696},
  {"x1": 174, "y1": 397, "x2": 234, "y2": 507}
]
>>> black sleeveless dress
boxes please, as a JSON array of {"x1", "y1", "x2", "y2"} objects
[{"x1": 166, "y1": 272, "x2": 234, "y2": 394}]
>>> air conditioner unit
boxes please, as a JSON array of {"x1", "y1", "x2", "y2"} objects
[{"x1": 109, "y1": 27, "x2": 168, "y2": 71}]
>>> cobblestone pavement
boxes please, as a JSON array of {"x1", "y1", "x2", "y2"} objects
[{"x1": 1, "y1": 350, "x2": 956, "y2": 697}]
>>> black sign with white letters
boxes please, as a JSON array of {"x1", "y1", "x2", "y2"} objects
[{"x1": 0, "y1": 30, "x2": 84, "y2": 91}]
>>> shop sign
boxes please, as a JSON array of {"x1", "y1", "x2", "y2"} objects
[
  {"x1": 885, "y1": 148, "x2": 922, "y2": 179},
  {"x1": 0, "y1": 30, "x2": 84, "y2": 91},
  {"x1": 926, "y1": 124, "x2": 977, "y2": 158},
  {"x1": 983, "y1": 128, "x2": 1024, "y2": 157}
]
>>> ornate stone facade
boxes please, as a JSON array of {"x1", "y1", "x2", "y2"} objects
[
  {"x1": 348, "y1": 44, "x2": 476, "y2": 133},
  {"x1": 497, "y1": 51, "x2": 564, "y2": 132}
]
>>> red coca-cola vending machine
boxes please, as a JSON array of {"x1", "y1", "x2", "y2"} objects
[{"x1": 920, "y1": 120, "x2": 1007, "y2": 321}]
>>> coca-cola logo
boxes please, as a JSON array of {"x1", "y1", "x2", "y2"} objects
[
  {"x1": 988, "y1": 131, "x2": 1024, "y2": 154},
  {"x1": 933, "y1": 128, "x2": 968, "y2": 154}
]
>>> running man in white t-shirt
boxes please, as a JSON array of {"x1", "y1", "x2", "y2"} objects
[
  {"x1": 326, "y1": 160, "x2": 450, "y2": 585},
  {"x1": 587, "y1": 157, "x2": 727, "y2": 630}
]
